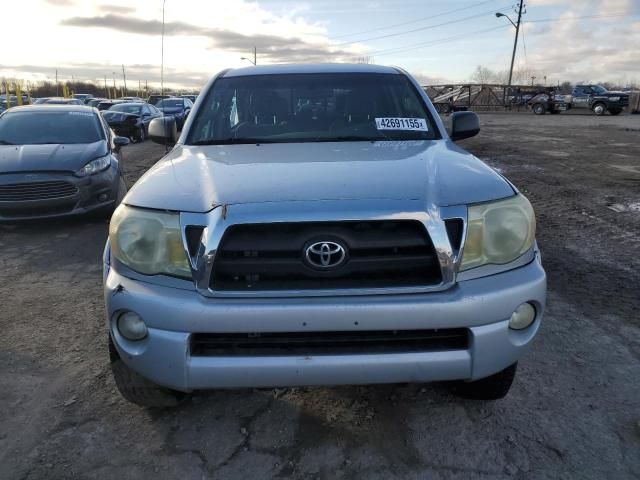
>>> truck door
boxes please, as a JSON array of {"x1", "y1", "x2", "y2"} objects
[{"x1": 572, "y1": 87, "x2": 591, "y2": 108}]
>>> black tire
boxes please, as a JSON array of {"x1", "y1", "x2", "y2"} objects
[
  {"x1": 434, "y1": 104, "x2": 442, "y2": 114},
  {"x1": 441, "y1": 103, "x2": 451, "y2": 114},
  {"x1": 609, "y1": 108, "x2": 622, "y2": 116},
  {"x1": 532, "y1": 103, "x2": 545, "y2": 115},
  {"x1": 592, "y1": 102, "x2": 607, "y2": 116},
  {"x1": 449, "y1": 363, "x2": 517, "y2": 400},
  {"x1": 109, "y1": 337, "x2": 187, "y2": 408},
  {"x1": 137, "y1": 126, "x2": 146, "y2": 142}
]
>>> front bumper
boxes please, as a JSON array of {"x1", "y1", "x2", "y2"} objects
[
  {"x1": 105, "y1": 253, "x2": 546, "y2": 392},
  {"x1": 0, "y1": 167, "x2": 119, "y2": 221}
]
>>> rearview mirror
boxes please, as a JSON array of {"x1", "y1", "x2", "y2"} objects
[
  {"x1": 149, "y1": 116, "x2": 178, "y2": 146},
  {"x1": 450, "y1": 111, "x2": 480, "y2": 141},
  {"x1": 113, "y1": 136, "x2": 130, "y2": 152}
]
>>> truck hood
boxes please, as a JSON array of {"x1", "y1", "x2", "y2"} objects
[
  {"x1": 0, "y1": 141, "x2": 107, "y2": 173},
  {"x1": 125, "y1": 140, "x2": 514, "y2": 212}
]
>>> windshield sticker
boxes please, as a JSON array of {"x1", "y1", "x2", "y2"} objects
[
  {"x1": 375, "y1": 118, "x2": 428, "y2": 131},
  {"x1": 68, "y1": 112, "x2": 93, "y2": 116}
]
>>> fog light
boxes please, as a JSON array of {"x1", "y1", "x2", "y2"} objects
[
  {"x1": 509, "y1": 303, "x2": 536, "y2": 330},
  {"x1": 117, "y1": 311, "x2": 148, "y2": 340},
  {"x1": 98, "y1": 193, "x2": 108, "y2": 202}
]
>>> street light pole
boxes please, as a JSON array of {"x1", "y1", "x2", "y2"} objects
[{"x1": 161, "y1": 0, "x2": 166, "y2": 96}]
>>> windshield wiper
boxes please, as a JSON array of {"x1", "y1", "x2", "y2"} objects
[{"x1": 190, "y1": 138, "x2": 276, "y2": 145}]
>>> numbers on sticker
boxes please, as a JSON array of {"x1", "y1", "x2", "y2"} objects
[{"x1": 375, "y1": 118, "x2": 428, "y2": 132}]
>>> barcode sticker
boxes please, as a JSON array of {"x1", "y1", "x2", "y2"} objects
[{"x1": 375, "y1": 118, "x2": 428, "y2": 131}]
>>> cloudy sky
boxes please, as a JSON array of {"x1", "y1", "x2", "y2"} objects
[{"x1": 1, "y1": 0, "x2": 639, "y2": 90}]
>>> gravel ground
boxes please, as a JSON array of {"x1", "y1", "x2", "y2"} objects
[{"x1": 1, "y1": 112, "x2": 639, "y2": 480}]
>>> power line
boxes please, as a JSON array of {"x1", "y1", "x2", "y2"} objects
[
  {"x1": 334, "y1": 5, "x2": 513, "y2": 46},
  {"x1": 524, "y1": 12, "x2": 636, "y2": 23},
  {"x1": 332, "y1": 0, "x2": 499, "y2": 39},
  {"x1": 369, "y1": 25, "x2": 510, "y2": 57}
]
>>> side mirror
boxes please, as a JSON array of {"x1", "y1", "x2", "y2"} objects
[
  {"x1": 450, "y1": 111, "x2": 480, "y2": 141},
  {"x1": 149, "y1": 116, "x2": 178, "y2": 146},
  {"x1": 113, "y1": 136, "x2": 130, "y2": 152}
]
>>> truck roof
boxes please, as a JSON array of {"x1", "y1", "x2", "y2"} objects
[{"x1": 223, "y1": 63, "x2": 400, "y2": 77}]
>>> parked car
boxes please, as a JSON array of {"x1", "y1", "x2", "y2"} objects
[
  {"x1": 0, "y1": 105, "x2": 129, "y2": 220},
  {"x1": 116, "y1": 96, "x2": 144, "y2": 103},
  {"x1": 155, "y1": 97, "x2": 193, "y2": 129},
  {"x1": 147, "y1": 94, "x2": 170, "y2": 106},
  {"x1": 72, "y1": 93, "x2": 94, "y2": 104},
  {"x1": 33, "y1": 97, "x2": 84, "y2": 105},
  {"x1": 96, "y1": 100, "x2": 124, "y2": 111},
  {"x1": 102, "y1": 102, "x2": 163, "y2": 142},
  {"x1": 86, "y1": 98, "x2": 107, "y2": 108},
  {"x1": 570, "y1": 85, "x2": 629, "y2": 115},
  {"x1": 104, "y1": 64, "x2": 546, "y2": 407},
  {"x1": 180, "y1": 94, "x2": 198, "y2": 103}
]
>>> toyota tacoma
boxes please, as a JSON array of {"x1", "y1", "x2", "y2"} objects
[{"x1": 104, "y1": 64, "x2": 546, "y2": 407}]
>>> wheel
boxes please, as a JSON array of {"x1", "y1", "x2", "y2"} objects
[
  {"x1": 109, "y1": 336, "x2": 187, "y2": 408},
  {"x1": 137, "y1": 126, "x2": 146, "y2": 142},
  {"x1": 609, "y1": 108, "x2": 622, "y2": 116},
  {"x1": 592, "y1": 103, "x2": 606, "y2": 116},
  {"x1": 441, "y1": 104, "x2": 452, "y2": 114},
  {"x1": 449, "y1": 363, "x2": 517, "y2": 400},
  {"x1": 434, "y1": 104, "x2": 442, "y2": 114},
  {"x1": 532, "y1": 103, "x2": 545, "y2": 115}
]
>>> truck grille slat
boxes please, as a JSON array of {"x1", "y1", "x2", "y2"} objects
[
  {"x1": 191, "y1": 329, "x2": 469, "y2": 356},
  {"x1": 210, "y1": 221, "x2": 442, "y2": 291}
]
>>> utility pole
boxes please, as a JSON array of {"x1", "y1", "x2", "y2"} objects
[
  {"x1": 55, "y1": 69, "x2": 59, "y2": 96},
  {"x1": 531, "y1": 76, "x2": 536, "y2": 86},
  {"x1": 122, "y1": 64, "x2": 128, "y2": 96},
  {"x1": 254, "y1": 46, "x2": 257, "y2": 66},
  {"x1": 161, "y1": 0, "x2": 166, "y2": 96},
  {"x1": 507, "y1": 0, "x2": 524, "y2": 89},
  {"x1": 104, "y1": 75, "x2": 108, "y2": 98}
]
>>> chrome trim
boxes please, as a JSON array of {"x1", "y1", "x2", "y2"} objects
[{"x1": 180, "y1": 203, "x2": 469, "y2": 299}]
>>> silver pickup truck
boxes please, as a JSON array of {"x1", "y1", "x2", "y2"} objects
[{"x1": 104, "y1": 64, "x2": 546, "y2": 407}]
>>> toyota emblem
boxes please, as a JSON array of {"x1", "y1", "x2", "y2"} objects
[{"x1": 304, "y1": 241, "x2": 347, "y2": 269}]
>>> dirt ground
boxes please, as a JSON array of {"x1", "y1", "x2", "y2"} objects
[{"x1": 1, "y1": 112, "x2": 639, "y2": 480}]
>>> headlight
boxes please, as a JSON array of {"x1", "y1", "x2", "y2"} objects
[
  {"x1": 76, "y1": 155, "x2": 111, "y2": 177},
  {"x1": 109, "y1": 204, "x2": 191, "y2": 278},
  {"x1": 460, "y1": 194, "x2": 535, "y2": 271}
]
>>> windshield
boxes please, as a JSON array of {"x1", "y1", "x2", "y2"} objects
[
  {"x1": 109, "y1": 104, "x2": 143, "y2": 114},
  {"x1": 0, "y1": 110, "x2": 104, "y2": 145},
  {"x1": 187, "y1": 73, "x2": 438, "y2": 145},
  {"x1": 156, "y1": 99, "x2": 183, "y2": 109}
]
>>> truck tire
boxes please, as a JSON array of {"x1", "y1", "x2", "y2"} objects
[
  {"x1": 592, "y1": 102, "x2": 607, "y2": 116},
  {"x1": 109, "y1": 337, "x2": 187, "y2": 408},
  {"x1": 532, "y1": 103, "x2": 545, "y2": 115},
  {"x1": 434, "y1": 104, "x2": 442, "y2": 114},
  {"x1": 609, "y1": 108, "x2": 622, "y2": 115},
  {"x1": 441, "y1": 104, "x2": 451, "y2": 114},
  {"x1": 449, "y1": 363, "x2": 517, "y2": 400}
]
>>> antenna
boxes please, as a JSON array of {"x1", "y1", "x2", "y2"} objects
[{"x1": 161, "y1": 0, "x2": 169, "y2": 153}]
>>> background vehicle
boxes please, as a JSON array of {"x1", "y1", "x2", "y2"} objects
[
  {"x1": 102, "y1": 102, "x2": 163, "y2": 142},
  {"x1": 529, "y1": 89, "x2": 571, "y2": 115},
  {"x1": 96, "y1": 100, "x2": 124, "y2": 111},
  {"x1": 155, "y1": 96, "x2": 193, "y2": 129},
  {"x1": 86, "y1": 98, "x2": 107, "y2": 108},
  {"x1": 33, "y1": 97, "x2": 84, "y2": 105},
  {"x1": 0, "y1": 105, "x2": 129, "y2": 220},
  {"x1": 105, "y1": 64, "x2": 545, "y2": 407},
  {"x1": 72, "y1": 93, "x2": 94, "y2": 104},
  {"x1": 180, "y1": 94, "x2": 198, "y2": 103},
  {"x1": 571, "y1": 85, "x2": 629, "y2": 115},
  {"x1": 116, "y1": 96, "x2": 144, "y2": 103},
  {"x1": 147, "y1": 94, "x2": 170, "y2": 106}
]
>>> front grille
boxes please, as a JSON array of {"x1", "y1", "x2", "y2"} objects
[
  {"x1": 191, "y1": 329, "x2": 469, "y2": 356},
  {"x1": 210, "y1": 221, "x2": 442, "y2": 291},
  {"x1": 0, "y1": 181, "x2": 78, "y2": 202}
]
